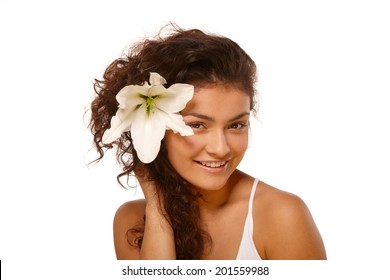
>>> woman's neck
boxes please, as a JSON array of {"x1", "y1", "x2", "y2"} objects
[{"x1": 197, "y1": 170, "x2": 244, "y2": 213}]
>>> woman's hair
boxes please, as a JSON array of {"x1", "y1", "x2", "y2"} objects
[{"x1": 89, "y1": 24, "x2": 257, "y2": 259}]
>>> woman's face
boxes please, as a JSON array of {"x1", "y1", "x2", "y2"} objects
[{"x1": 164, "y1": 84, "x2": 251, "y2": 191}]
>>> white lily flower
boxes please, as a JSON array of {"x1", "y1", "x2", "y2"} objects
[{"x1": 102, "y1": 72, "x2": 194, "y2": 163}]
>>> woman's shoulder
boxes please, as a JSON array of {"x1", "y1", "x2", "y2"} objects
[
  {"x1": 256, "y1": 182, "x2": 307, "y2": 213},
  {"x1": 253, "y1": 182, "x2": 327, "y2": 259},
  {"x1": 113, "y1": 199, "x2": 146, "y2": 259},
  {"x1": 254, "y1": 182, "x2": 311, "y2": 233},
  {"x1": 114, "y1": 199, "x2": 146, "y2": 226}
]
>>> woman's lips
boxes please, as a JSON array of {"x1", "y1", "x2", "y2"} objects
[{"x1": 194, "y1": 160, "x2": 229, "y2": 173}]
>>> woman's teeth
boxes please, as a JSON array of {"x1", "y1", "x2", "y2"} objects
[{"x1": 199, "y1": 161, "x2": 227, "y2": 168}]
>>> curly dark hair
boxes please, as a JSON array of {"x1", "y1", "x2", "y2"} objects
[{"x1": 89, "y1": 24, "x2": 257, "y2": 259}]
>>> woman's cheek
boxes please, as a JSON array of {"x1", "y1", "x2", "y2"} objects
[{"x1": 229, "y1": 134, "x2": 249, "y2": 152}]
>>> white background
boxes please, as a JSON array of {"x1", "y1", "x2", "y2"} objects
[{"x1": 1, "y1": 0, "x2": 389, "y2": 279}]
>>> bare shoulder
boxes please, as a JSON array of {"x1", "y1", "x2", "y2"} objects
[
  {"x1": 113, "y1": 199, "x2": 146, "y2": 260},
  {"x1": 256, "y1": 182, "x2": 308, "y2": 216},
  {"x1": 114, "y1": 199, "x2": 146, "y2": 224},
  {"x1": 254, "y1": 182, "x2": 327, "y2": 260}
]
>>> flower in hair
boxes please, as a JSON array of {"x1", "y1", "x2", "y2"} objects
[{"x1": 102, "y1": 72, "x2": 194, "y2": 163}]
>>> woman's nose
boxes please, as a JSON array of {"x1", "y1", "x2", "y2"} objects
[{"x1": 205, "y1": 129, "x2": 231, "y2": 158}]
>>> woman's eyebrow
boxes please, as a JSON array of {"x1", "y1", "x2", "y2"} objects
[
  {"x1": 228, "y1": 112, "x2": 250, "y2": 122},
  {"x1": 182, "y1": 112, "x2": 250, "y2": 122}
]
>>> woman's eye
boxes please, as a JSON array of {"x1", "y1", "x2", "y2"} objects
[
  {"x1": 188, "y1": 122, "x2": 205, "y2": 129},
  {"x1": 229, "y1": 123, "x2": 248, "y2": 129}
]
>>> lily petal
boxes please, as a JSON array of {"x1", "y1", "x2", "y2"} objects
[
  {"x1": 162, "y1": 111, "x2": 194, "y2": 136},
  {"x1": 116, "y1": 84, "x2": 150, "y2": 109},
  {"x1": 130, "y1": 108, "x2": 166, "y2": 163},
  {"x1": 153, "y1": 84, "x2": 194, "y2": 113},
  {"x1": 149, "y1": 72, "x2": 167, "y2": 86},
  {"x1": 102, "y1": 108, "x2": 135, "y2": 144},
  {"x1": 147, "y1": 84, "x2": 168, "y2": 97}
]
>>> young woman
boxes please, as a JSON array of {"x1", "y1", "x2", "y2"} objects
[{"x1": 89, "y1": 25, "x2": 326, "y2": 260}]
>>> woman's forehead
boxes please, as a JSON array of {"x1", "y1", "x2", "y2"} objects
[{"x1": 182, "y1": 85, "x2": 250, "y2": 116}]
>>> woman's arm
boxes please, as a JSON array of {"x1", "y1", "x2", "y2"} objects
[{"x1": 139, "y1": 195, "x2": 176, "y2": 259}]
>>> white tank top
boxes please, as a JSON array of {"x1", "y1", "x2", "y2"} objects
[{"x1": 236, "y1": 178, "x2": 262, "y2": 260}]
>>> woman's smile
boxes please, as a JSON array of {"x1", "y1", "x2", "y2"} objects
[{"x1": 194, "y1": 160, "x2": 230, "y2": 173}]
